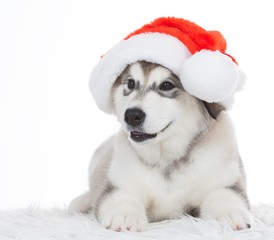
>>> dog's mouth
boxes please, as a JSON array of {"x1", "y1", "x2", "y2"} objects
[
  {"x1": 130, "y1": 122, "x2": 172, "y2": 143},
  {"x1": 130, "y1": 131, "x2": 157, "y2": 142}
]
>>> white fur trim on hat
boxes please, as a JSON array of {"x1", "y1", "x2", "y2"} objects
[{"x1": 89, "y1": 34, "x2": 245, "y2": 114}]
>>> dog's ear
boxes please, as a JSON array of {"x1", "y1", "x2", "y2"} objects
[{"x1": 203, "y1": 102, "x2": 226, "y2": 119}]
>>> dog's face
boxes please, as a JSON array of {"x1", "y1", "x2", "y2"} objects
[{"x1": 112, "y1": 61, "x2": 222, "y2": 144}]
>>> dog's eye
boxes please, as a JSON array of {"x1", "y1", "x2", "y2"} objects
[
  {"x1": 127, "y1": 79, "x2": 136, "y2": 90},
  {"x1": 159, "y1": 81, "x2": 175, "y2": 91}
]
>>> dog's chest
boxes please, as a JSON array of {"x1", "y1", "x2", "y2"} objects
[
  {"x1": 144, "y1": 170, "x2": 194, "y2": 220},
  {"x1": 110, "y1": 144, "x2": 239, "y2": 221},
  {"x1": 109, "y1": 130, "x2": 239, "y2": 221},
  {"x1": 110, "y1": 154, "x2": 210, "y2": 220}
]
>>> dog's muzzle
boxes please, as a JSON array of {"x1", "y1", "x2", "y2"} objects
[
  {"x1": 124, "y1": 108, "x2": 156, "y2": 142},
  {"x1": 124, "y1": 108, "x2": 172, "y2": 143}
]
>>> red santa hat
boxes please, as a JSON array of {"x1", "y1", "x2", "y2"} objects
[{"x1": 89, "y1": 17, "x2": 245, "y2": 114}]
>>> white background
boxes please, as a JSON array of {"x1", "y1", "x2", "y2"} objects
[{"x1": 0, "y1": 0, "x2": 274, "y2": 210}]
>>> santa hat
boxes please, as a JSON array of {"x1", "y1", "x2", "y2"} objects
[{"x1": 89, "y1": 17, "x2": 245, "y2": 114}]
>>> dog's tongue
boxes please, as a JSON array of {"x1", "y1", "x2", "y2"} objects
[{"x1": 130, "y1": 131, "x2": 157, "y2": 142}]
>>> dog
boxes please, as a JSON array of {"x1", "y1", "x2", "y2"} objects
[{"x1": 69, "y1": 61, "x2": 251, "y2": 232}]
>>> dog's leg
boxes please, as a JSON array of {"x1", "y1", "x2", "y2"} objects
[
  {"x1": 68, "y1": 191, "x2": 93, "y2": 213},
  {"x1": 200, "y1": 188, "x2": 251, "y2": 230},
  {"x1": 97, "y1": 190, "x2": 148, "y2": 232}
]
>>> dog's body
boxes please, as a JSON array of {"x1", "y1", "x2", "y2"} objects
[{"x1": 69, "y1": 61, "x2": 250, "y2": 231}]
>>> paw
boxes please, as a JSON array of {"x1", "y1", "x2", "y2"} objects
[
  {"x1": 101, "y1": 209, "x2": 148, "y2": 232},
  {"x1": 68, "y1": 191, "x2": 92, "y2": 213},
  {"x1": 222, "y1": 209, "x2": 251, "y2": 231},
  {"x1": 203, "y1": 207, "x2": 251, "y2": 231},
  {"x1": 201, "y1": 189, "x2": 251, "y2": 231}
]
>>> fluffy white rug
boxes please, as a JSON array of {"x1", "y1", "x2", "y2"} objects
[{"x1": 0, "y1": 205, "x2": 274, "y2": 240}]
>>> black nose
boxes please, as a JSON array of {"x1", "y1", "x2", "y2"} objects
[{"x1": 124, "y1": 108, "x2": 146, "y2": 127}]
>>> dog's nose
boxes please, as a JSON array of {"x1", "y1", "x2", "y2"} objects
[{"x1": 124, "y1": 108, "x2": 146, "y2": 127}]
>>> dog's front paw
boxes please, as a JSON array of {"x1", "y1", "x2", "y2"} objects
[
  {"x1": 101, "y1": 208, "x2": 148, "y2": 232},
  {"x1": 205, "y1": 207, "x2": 251, "y2": 230},
  {"x1": 201, "y1": 189, "x2": 251, "y2": 230}
]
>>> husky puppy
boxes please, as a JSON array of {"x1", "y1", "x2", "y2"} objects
[{"x1": 69, "y1": 61, "x2": 250, "y2": 232}]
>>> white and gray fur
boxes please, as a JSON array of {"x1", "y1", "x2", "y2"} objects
[{"x1": 69, "y1": 61, "x2": 250, "y2": 232}]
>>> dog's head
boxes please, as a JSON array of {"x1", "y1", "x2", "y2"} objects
[{"x1": 112, "y1": 61, "x2": 225, "y2": 144}]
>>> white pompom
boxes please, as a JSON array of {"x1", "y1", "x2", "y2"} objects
[{"x1": 180, "y1": 50, "x2": 239, "y2": 103}]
